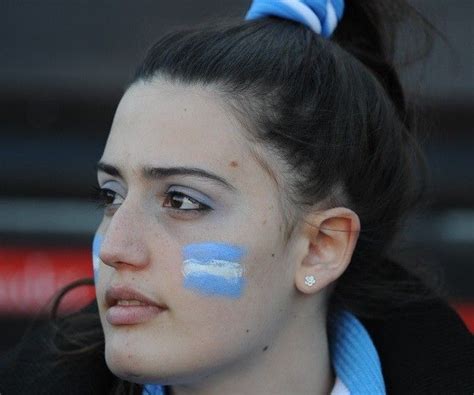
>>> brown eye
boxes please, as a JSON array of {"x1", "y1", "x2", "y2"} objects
[
  {"x1": 91, "y1": 186, "x2": 124, "y2": 217},
  {"x1": 100, "y1": 189, "x2": 116, "y2": 205},
  {"x1": 163, "y1": 192, "x2": 210, "y2": 211},
  {"x1": 92, "y1": 187, "x2": 118, "y2": 207}
]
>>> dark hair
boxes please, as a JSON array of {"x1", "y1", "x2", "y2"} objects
[
  {"x1": 46, "y1": 1, "x2": 441, "y2": 393},
  {"x1": 132, "y1": 2, "x2": 438, "y2": 315}
]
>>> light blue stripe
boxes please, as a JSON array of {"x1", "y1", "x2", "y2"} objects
[
  {"x1": 142, "y1": 384, "x2": 165, "y2": 395},
  {"x1": 183, "y1": 272, "x2": 245, "y2": 298},
  {"x1": 92, "y1": 233, "x2": 103, "y2": 282},
  {"x1": 182, "y1": 242, "x2": 245, "y2": 262},
  {"x1": 245, "y1": 0, "x2": 345, "y2": 38},
  {"x1": 93, "y1": 233, "x2": 103, "y2": 256},
  {"x1": 246, "y1": 0, "x2": 314, "y2": 28},
  {"x1": 331, "y1": 0, "x2": 344, "y2": 19}
]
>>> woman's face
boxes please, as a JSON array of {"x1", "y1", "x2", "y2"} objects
[{"x1": 95, "y1": 79, "x2": 302, "y2": 384}]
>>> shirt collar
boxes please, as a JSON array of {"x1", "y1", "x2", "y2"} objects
[{"x1": 328, "y1": 309, "x2": 386, "y2": 394}]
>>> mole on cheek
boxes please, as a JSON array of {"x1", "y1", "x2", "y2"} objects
[{"x1": 229, "y1": 160, "x2": 238, "y2": 168}]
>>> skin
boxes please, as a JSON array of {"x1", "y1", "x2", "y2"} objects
[{"x1": 96, "y1": 78, "x2": 360, "y2": 395}]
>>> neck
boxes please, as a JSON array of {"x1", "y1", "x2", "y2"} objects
[{"x1": 169, "y1": 304, "x2": 333, "y2": 395}]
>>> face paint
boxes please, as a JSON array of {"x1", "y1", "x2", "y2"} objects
[
  {"x1": 182, "y1": 242, "x2": 246, "y2": 299},
  {"x1": 92, "y1": 233, "x2": 103, "y2": 282}
]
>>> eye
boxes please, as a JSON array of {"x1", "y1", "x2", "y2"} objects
[
  {"x1": 91, "y1": 186, "x2": 124, "y2": 214},
  {"x1": 163, "y1": 191, "x2": 211, "y2": 211}
]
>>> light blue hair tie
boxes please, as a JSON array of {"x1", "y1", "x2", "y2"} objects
[{"x1": 245, "y1": 0, "x2": 344, "y2": 38}]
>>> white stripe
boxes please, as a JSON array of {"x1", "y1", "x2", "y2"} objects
[
  {"x1": 281, "y1": 0, "x2": 322, "y2": 33},
  {"x1": 93, "y1": 255, "x2": 101, "y2": 271},
  {"x1": 330, "y1": 377, "x2": 350, "y2": 395},
  {"x1": 183, "y1": 259, "x2": 243, "y2": 279},
  {"x1": 324, "y1": 1, "x2": 338, "y2": 35}
]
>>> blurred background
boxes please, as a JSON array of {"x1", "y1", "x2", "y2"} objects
[{"x1": 1, "y1": 0, "x2": 473, "y2": 353}]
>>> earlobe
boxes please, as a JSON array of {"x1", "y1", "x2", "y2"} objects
[{"x1": 294, "y1": 208, "x2": 360, "y2": 295}]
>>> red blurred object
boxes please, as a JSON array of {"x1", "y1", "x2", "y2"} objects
[
  {"x1": 451, "y1": 303, "x2": 474, "y2": 333},
  {"x1": 0, "y1": 247, "x2": 95, "y2": 316}
]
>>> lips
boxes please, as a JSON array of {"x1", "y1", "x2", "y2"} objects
[
  {"x1": 105, "y1": 285, "x2": 167, "y2": 325},
  {"x1": 105, "y1": 285, "x2": 164, "y2": 308}
]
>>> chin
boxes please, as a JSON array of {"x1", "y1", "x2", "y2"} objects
[
  {"x1": 102, "y1": 323, "x2": 246, "y2": 386},
  {"x1": 104, "y1": 344, "x2": 144, "y2": 381},
  {"x1": 104, "y1": 339, "x2": 235, "y2": 387},
  {"x1": 104, "y1": 346, "x2": 171, "y2": 384},
  {"x1": 103, "y1": 337, "x2": 194, "y2": 385}
]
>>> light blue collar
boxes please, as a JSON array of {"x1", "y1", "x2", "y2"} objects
[
  {"x1": 142, "y1": 310, "x2": 385, "y2": 395},
  {"x1": 328, "y1": 310, "x2": 386, "y2": 394}
]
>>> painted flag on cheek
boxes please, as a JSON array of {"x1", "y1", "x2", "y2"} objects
[{"x1": 182, "y1": 242, "x2": 246, "y2": 299}]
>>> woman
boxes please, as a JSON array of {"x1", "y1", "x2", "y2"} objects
[{"x1": 1, "y1": 0, "x2": 473, "y2": 394}]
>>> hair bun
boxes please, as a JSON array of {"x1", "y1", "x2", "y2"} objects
[{"x1": 245, "y1": 0, "x2": 344, "y2": 37}]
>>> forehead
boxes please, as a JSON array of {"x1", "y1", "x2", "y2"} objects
[
  {"x1": 103, "y1": 79, "x2": 251, "y2": 176},
  {"x1": 101, "y1": 78, "x2": 295, "y2": 246}
]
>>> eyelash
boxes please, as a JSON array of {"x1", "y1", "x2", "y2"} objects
[{"x1": 90, "y1": 186, "x2": 212, "y2": 214}]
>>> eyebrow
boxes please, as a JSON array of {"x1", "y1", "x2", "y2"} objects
[{"x1": 96, "y1": 161, "x2": 236, "y2": 191}]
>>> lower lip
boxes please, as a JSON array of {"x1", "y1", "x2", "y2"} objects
[{"x1": 106, "y1": 305, "x2": 166, "y2": 325}]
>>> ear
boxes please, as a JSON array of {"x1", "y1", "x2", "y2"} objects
[{"x1": 294, "y1": 207, "x2": 360, "y2": 295}]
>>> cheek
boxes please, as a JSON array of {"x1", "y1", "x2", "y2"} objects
[
  {"x1": 173, "y1": 242, "x2": 260, "y2": 343},
  {"x1": 176, "y1": 239, "x2": 289, "y2": 331}
]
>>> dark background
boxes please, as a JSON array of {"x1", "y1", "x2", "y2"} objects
[{"x1": 1, "y1": 1, "x2": 473, "y2": 353}]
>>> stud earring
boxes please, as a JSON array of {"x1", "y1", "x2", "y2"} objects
[{"x1": 304, "y1": 275, "x2": 316, "y2": 287}]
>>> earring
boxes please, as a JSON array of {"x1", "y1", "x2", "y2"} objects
[{"x1": 304, "y1": 275, "x2": 316, "y2": 287}]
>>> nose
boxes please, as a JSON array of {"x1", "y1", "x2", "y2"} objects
[{"x1": 98, "y1": 202, "x2": 150, "y2": 271}]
